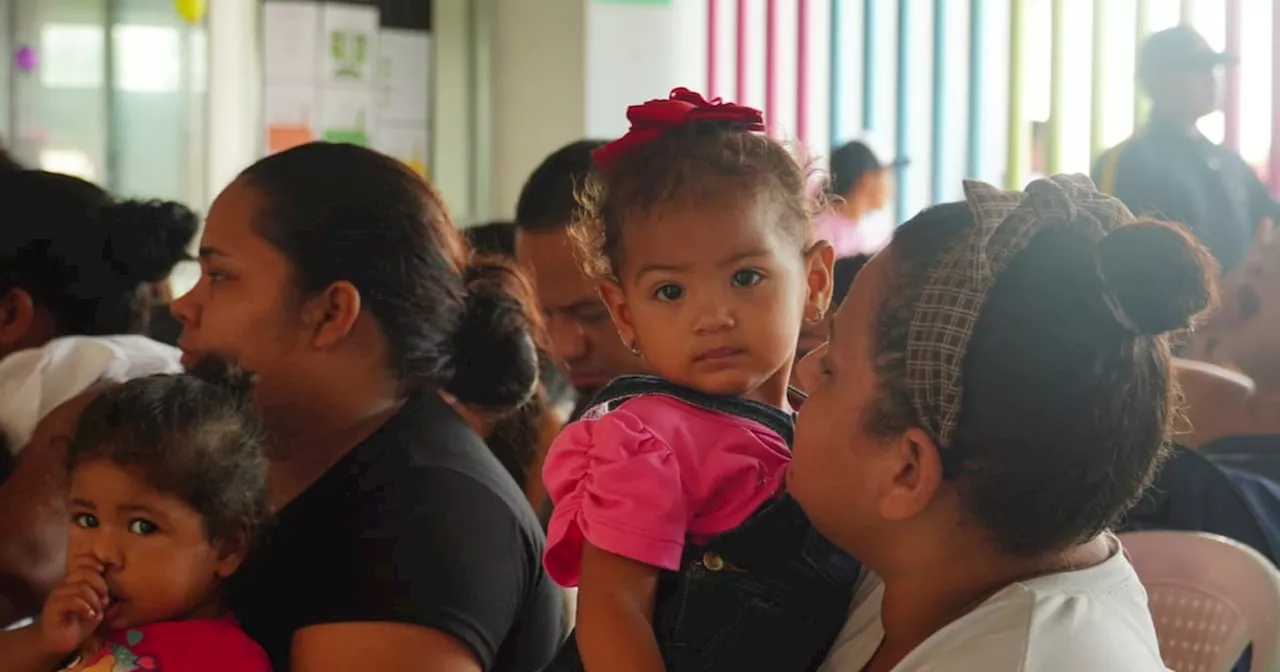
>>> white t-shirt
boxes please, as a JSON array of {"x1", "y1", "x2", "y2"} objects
[
  {"x1": 821, "y1": 539, "x2": 1168, "y2": 672},
  {"x1": 0, "y1": 335, "x2": 182, "y2": 453}
]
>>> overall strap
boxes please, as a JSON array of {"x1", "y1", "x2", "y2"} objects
[{"x1": 573, "y1": 375, "x2": 796, "y2": 446}]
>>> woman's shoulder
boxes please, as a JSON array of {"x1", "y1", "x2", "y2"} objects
[
  {"x1": 352, "y1": 392, "x2": 537, "y2": 513},
  {"x1": 920, "y1": 553, "x2": 1165, "y2": 671},
  {"x1": 824, "y1": 555, "x2": 1167, "y2": 672}
]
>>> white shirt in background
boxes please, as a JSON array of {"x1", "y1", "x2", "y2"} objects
[
  {"x1": 0, "y1": 334, "x2": 182, "y2": 454},
  {"x1": 820, "y1": 538, "x2": 1169, "y2": 672}
]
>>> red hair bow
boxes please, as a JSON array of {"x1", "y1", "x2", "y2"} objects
[{"x1": 591, "y1": 87, "x2": 766, "y2": 171}]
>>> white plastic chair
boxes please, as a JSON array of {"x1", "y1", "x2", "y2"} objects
[{"x1": 1122, "y1": 530, "x2": 1280, "y2": 672}]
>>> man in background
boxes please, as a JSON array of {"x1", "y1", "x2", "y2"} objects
[
  {"x1": 514, "y1": 140, "x2": 646, "y2": 410},
  {"x1": 1094, "y1": 25, "x2": 1277, "y2": 274}
]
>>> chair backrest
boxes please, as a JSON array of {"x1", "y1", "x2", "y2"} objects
[{"x1": 1122, "y1": 530, "x2": 1280, "y2": 672}]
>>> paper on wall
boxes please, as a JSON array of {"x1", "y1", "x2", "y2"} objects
[
  {"x1": 263, "y1": 1, "x2": 320, "y2": 84},
  {"x1": 320, "y1": 3, "x2": 379, "y2": 87}
]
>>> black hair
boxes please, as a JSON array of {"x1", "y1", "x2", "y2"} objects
[
  {"x1": 868, "y1": 202, "x2": 1217, "y2": 556},
  {"x1": 0, "y1": 171, "x2": 197, "y2": 336},
  {"x1": 514, "y1": 140, "x2": 608, "y2": 233},
  {"x1": 466, "y1": 220, "x2": 517, "y2": 257},
  {"x1": 572, "y1": 124, "x2": 810, "y2": 280},
  {"x1": 826, "y1": 141, "x2": 884, "y2": 197},
  {"x1": 832, "y1": 255, "x2": 871, "y2": 307},
  {"x1": 482, "y1": 353, "x2": 578, "y2": 490},
  {"x1": 238, "y1": 142, "x2": 540, "y2": 410},
  {"x1": 67, "y1": 357, "x2": 269, "y2": 543},
  {"x1": 0, "y1": 434, "x2": 12, "y2": 486},
  {"x1": 0, "y1": 145, "x2": 22, "y2": 172}
]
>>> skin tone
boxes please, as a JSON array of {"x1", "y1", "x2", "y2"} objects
[
  {"x1": 1146, "y1": 62, "x2": 1219, "y2": 131},
  {"x1": 1180, "y1": 237, "x2": 1280, "y2": 445},
  {"x1": 516, "y1": 228, "x2": 647, "y2": 395},
  {"x1": 787, "y1": 252, "x2": 1112, "y2": 672},
  {"x1": 581, "y1": 193, "x2": 833, "y2": 672},
  {"x1": 796, "y1": 311, "x2": 834, "y2": 365},
  {"x1": 0, "y1": 390, "x2": 102, "y2": 623},
  {"x1": 0, "y1": 459, "x2": 246, "y2": 672},
  {"x1": 0, "y1": 288, "x2": 60, "y2": 362},
  {"x1": 834, "y1": 170, "x2": 891, "y2": 222},
  {"x1": 169, "y1": 178, "x2": 483, "y2": 671}
]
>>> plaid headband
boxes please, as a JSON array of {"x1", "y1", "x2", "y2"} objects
[{"x1": 906, "y1": 174, "x2": 1138, "y2": 448}]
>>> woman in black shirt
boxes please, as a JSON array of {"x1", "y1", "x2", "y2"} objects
[{"x1": 170, "y1": 143, "x2": 563, "y2": 671}]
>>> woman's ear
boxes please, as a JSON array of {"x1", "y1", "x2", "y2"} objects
[
  {"x1": 804, "y1": 240, "x2": 836, "y2": 322},
  {"x1": 213, "y1": 530, "x2": 252, "y2": 579},
  {"x1": 0, "y1": 288, "x2": 37, "y2": 348},
  {"x1": 877, "y1": 427, "x2": 945, "y2": 522},
  {"x1": 598, "y1": 279, "x2": 637, "y2": 352},
  {"x1": 303, "y1": 281, "x2": 362, "y2": 350}
]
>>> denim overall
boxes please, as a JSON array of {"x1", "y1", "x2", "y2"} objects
[{"x1": 544, "y1": 375, "x2": 861, "y2": 672}]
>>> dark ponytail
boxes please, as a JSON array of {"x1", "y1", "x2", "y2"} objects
[{"x1": 445, "y1": 257, "x2": 541, "y2": 410}]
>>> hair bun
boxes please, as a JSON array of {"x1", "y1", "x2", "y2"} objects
[
  {"x1": 1097, "y1": 220, "x2": 1219, "y2": 336},
  {"x1": 444, "y1": 258, "x2": 540, "y2": 410},
  {"x1": 101, "y1": 199, "x2": 199, "y2": 284}
]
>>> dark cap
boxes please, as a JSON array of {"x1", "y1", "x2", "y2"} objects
[
  {"x1": 1139, "y1": 25, "x2": 1236, "y2": 78},
  {"x1": 827, "y1": 140, "x2": 908, "y2": 196}
]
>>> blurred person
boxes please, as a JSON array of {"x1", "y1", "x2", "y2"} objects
[
  {"x1": 1176, "y1": 237, "x2": 1280, "y2": 447},
  {"x1": 466, "y1": 220, "x2": 518, "y2": 257},
  {"x1": 0, "y1": 146, "x2": 22, "y2": 172},
  {"x1": 0, "y1": 171, "x2": 195, "y2": 620},
  {"x1": 1094, "y1": 25, "x2": 1278, "y2": 274},
  {"x1": 814, "y1": 141, "x2": 904, "y2": 257},
  {"x1": 515, "y1": 140, "x2": 647, "y2": 405},
  {"x1": 0, "y1": 171, "x2": 197, "y2": 355}
]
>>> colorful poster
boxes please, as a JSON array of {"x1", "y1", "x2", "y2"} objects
[
  {"x1": 321, "y1": 3, "x2": 378, "y2": 86},
  {"x1": 264, "y1": 84, "x2": 318, "y2": 154},
  {"x1": 319, "y1": 87, "x2": 375, "y2": 147},
  {"x1": 262, "y1": 2, "x2": 427, "y2": 162}
]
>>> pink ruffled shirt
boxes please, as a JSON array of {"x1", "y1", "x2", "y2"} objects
[{"x1": 542, "y1": 394, "x2": 791, "y2": 587}]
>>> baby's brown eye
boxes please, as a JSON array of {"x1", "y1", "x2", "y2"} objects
[
  {"x1": 654, "y1": 284, "x2": 684, "y2": 301},
  {"x1": 128, "y1": 519, "x2": 159, "y2": 535},
  {"x1": 731, "y1": 269, "x2": 763, "y2": 288}
]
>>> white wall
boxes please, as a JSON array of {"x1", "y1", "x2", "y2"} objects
[
  {"x1": 205, "y1": 0, "x2": 260, "y2": 204},
  {"x1": 488, "y1": 0, "x2": 588, "y2": 219},
  {"x1": 585, "y1": 0, "x2": 706, "y2": 138},
  {"x1": 485, "y1": 0, "x2": 713, "y2": 219}
]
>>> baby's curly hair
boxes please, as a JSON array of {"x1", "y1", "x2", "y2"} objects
[
  {"x1": 67, "y1": 356, "x2": 269, "y2": 544},
  {"x1": 570, "y1": 122, "x2": 813, "y2": 280}
]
